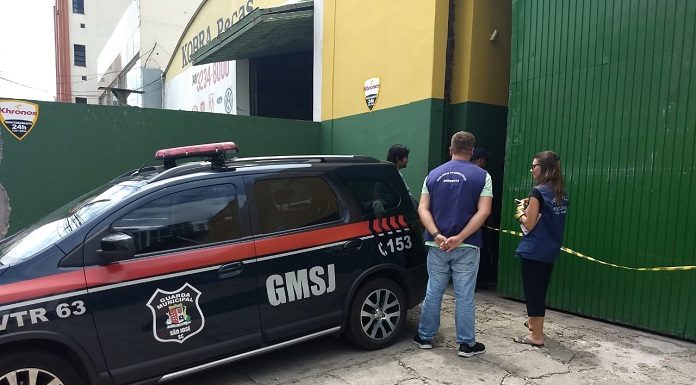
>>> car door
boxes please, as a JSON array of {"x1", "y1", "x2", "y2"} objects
[
  {"x1": 246, "y1": 172, "x2": 365, "y2": 342},
  {"x1": 337, "y1": 171, "x2": 420, "y2": 268},
  {"x1": 83, "y1": 177, "x2": 260, "y2": 384}
]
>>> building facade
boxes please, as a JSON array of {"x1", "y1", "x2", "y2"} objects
[
  {"x1": 54, "y1": 0, "x2": 132, "y2": 104},
  {"x1": 96, "y1": 0, "x2": 203, "y2": 107},
  {"x1": 163, "y1": 0, "x2": 310, "y2": 118},
  {"x1": 165, "y1": 0, "x2": 510, "y2": 195}
]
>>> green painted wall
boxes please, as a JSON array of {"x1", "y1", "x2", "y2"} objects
[
  {"x1": 500, "y1": 0, "x2": 696, "y2": 340},
  {"x1": 0, "y1": 100, "x2": 320, "y2": 235},
  {"x1": 321, "y1": 98, "x2": 446, "y2": 200}
]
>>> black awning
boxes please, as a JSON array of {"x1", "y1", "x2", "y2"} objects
[{"x1": 191, "y1": 2, "x2": 313, "y2": 65}]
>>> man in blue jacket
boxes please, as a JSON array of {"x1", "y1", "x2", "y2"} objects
[{"x1": 413, "y1": 131, "x2": 492, "y2": 357}]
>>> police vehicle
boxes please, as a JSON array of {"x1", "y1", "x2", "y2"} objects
[{"x1": 0, "y1": 142, "x2": 427, "y2": 385}]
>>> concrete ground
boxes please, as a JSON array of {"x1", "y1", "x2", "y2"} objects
[{"x1": 170, "y1": 290, "x2": 696, "y2": 385}]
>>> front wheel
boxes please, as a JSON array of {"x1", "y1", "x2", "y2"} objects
[
  {"x1": 346, "y1": 278, "x2": 406, "y2": 349},
  {"x1": 0, "y1": 350, "x2": 84, "y2": 385}
]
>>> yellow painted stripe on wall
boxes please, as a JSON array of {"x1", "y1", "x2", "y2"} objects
[
  {"x1": 164, "y1": 0, "x2": 288, "y2": 80},
  {"x1": 451, "y1": 0, "x2": 511, "y2": 106},
  {"x1": 452, "y1": 0, "x2": 475, "y2": 107},
  {"x1": 322, "y1": 0, "x2": 449, "y2": 121}
]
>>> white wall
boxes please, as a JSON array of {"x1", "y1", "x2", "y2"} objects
[
  {"x1": 69, "y1": 0, "x2": 132, "y2": 104},
  {"x1": 235, "y1": 59, "x2": 250, "y2": 116},
  {"x1": 139, "y1": 0, "x2": 203, "y2": 71},
  {"x1": 97, "y1": 0, "x2": 203, "y2": 107},
  {"x1": 97, "y1": 1, "x2": 141, "y2": 87}
]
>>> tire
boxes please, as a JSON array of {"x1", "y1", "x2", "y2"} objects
[
  {"x1": 346, "y1": 278, "x2": 406, "y2": 350},
  {"x1": 0, "y1": 350, "x2": 84, "y2": 385}
]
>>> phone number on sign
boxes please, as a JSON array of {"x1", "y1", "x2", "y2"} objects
[{"x1": 192, "y1": 62, "x2": 230, "y2": 92}]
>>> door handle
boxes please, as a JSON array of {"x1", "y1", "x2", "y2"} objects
[
  {"x1": 330, "y1": 239, "x2": 362, "y2": 255},
  {"x1": 337, "y1": 239, "x2": 362, "y2": 255},
  {"x1": 343, "y1": 239, "x2": 362, "y2": 252},
  {"x1": 218, "y1": 262, "x2": 243, "y2": 279}
]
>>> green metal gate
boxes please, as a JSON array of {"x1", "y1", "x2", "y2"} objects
[{"x1": 499, "y1": 0, "x2": 696, "y2": 340}]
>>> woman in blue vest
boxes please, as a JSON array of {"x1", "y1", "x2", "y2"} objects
[{"x1": 513, "y1": 151, "x2": 568, "y2": 347}]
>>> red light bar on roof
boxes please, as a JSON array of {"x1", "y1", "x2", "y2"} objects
[{"x1": 155, "y1": 142, "x2": 238, "y2": 160}]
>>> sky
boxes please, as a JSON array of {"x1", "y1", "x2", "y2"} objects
[{"x1": 0, "y1": 0, "x2": 57, "y2": 101}]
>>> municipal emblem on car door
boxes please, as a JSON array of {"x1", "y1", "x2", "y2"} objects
[
  {"x1": 0, "y1": 99, "x2": 39, "y2": 140},
  {"x1": 147, "y1": 283, "x2": 205, "y2": 343}
]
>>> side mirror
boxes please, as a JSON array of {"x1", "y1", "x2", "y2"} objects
[{"x1": 98, "y1": 232, "x2": 136, "y2": 265}]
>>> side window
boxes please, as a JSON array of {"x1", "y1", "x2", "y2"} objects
[
  {"x1": 254, "y1": 177, "x2": 340, "y2": 234},
  {"x1": 113, "y1": 184, "x2": 243, "y2": 256},
  {"x1": 343, "y1": 177, "x2": 400, "y2": 216}
]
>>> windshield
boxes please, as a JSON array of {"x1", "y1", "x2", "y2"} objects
[{"x1": 0, "y1": 182, "x2": 142, "y2": 265}]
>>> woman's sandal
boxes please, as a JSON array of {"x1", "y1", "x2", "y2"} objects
[
  {"x1": 513, "y1": 335, "x2": 544, "y2": 347},
  {"x1": 524, "y1": 321, "x2": 533, "y2": 331}
]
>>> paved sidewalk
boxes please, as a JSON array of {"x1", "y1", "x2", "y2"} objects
[
  {"x1": 170, "y1": 290, "x2": 696, "y2": 385},
  {"x1": 405, "y1": 290, "x2": 696, "y2": 385}
]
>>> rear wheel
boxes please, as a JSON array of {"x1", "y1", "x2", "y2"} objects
[
  {"x1": 0, "y1": 350, "x2": 84, "y2": 385},
  {"x1": 346, "y1": 278, "x2": 406, "y2": 349}
]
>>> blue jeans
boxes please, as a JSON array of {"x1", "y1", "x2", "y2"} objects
[{"x1": 418, "y1": 246, "x2": 480, "y2": 346}]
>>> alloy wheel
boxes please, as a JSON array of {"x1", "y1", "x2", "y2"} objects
[
  {"x1": 0, "y1": 368, "x2": 64, "y2": 385},
  {"x1": 359, "y1": 288, "x2": 402, "y2": 340}
]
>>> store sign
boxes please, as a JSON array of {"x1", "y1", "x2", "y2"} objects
[
  {"x1": 0, "y1": 100, "x2": 39, "y2": 141},
  {"x1": 169, "y1": 0, "x2": 288, "y2": 78},
  {"x1": 164, "y1": 61, "x2": 236, "y2": 114},
  {"x1": 364, "y1": 78, "x2": 380, "y2": 111}
]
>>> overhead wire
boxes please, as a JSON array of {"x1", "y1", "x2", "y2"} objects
[
  {"x1": 0, "y1": 75, "x2": 55, "y2": 95},
  {"x1": 1, "y1": 77, "x2": 163, "y2": 100},
  {"x1": 54, "y1": 45, "x2": 160, "y2": 86},
  {"x1": 2, "y1": 45, "x2": 165, "y2": 99}
]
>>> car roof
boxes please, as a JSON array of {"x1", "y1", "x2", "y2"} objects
[{"x1": 113, "y1": 154, "x2": 386, "y2": 186}]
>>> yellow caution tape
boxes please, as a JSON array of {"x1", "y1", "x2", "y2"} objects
[{"x1": 484, "y1": 226, "x2": 696, "y2": 272}]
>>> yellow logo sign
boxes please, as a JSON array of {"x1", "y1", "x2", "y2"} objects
[{"x1": 0, "y1": 100, "x2": 40, "y2": 141}]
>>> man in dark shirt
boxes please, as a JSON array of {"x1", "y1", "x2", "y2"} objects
[
  {"x1": 387, "y1": 144, "x2": 417, "y2": 206},
  {"x1": 471, "y1": 147, "x2": 488, "y2": 169}
]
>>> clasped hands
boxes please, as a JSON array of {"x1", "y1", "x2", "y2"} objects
[{"x1": 435, "y1": 233, "x2": 463, "y2": 252}]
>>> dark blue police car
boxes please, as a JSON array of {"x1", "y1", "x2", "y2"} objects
[{"x1": 0, "y1": 142, "x2": 426, "y2": 385}]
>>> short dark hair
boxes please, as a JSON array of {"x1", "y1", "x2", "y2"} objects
[
  {"x1": 471, "y1": 147, "x2": 487, "y2": 161},
  {"x1": 387, "y1": 144, "x2": 410, "y2": 163}
]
